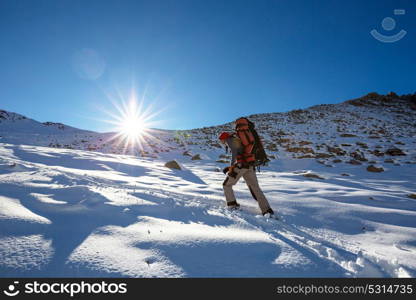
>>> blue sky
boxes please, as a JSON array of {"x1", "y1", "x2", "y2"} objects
[{"x1": 0, "y1": 0, "x2": 415, "y2": 131}]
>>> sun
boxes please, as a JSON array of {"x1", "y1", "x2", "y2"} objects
[
  {"x1": 120, "y1": 115, "x2": 145, "y2": 139},
  {"x1": 118, "y1": 101, "x2": 147, "y2": 141},
  {"x1": 109, "y1": 98, "x2": 153, "y2": 152},
  {"x1": 98, "y1": 89, "x2": 166, "y2": 155}
]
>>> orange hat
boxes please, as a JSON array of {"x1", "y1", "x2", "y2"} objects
[{"x1": 218, "y1": 132, "x2": 231, "y2": 141}]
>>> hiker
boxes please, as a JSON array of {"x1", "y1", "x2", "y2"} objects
[{"x1": 219, "y1": 117, "x2": 275, "y2": 217}]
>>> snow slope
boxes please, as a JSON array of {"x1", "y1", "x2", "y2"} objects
[
  {"x1": 0, "y1": 141, "x2": 415, "y2": 277},
  {"x1": 0, "y1": 92, "x2": 415, "y2": 277}
]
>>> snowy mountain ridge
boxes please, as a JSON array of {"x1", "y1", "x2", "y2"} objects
[{"x1": 1, "y1": 92, "x2": 416, "y2": 159}]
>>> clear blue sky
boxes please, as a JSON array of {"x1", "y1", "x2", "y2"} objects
[{"x1": 0, "y1": 0, "x2": 415, "y2": 131}]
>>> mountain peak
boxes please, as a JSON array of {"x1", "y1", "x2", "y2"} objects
[
  {"x1": 0, "y1": 110, "x2": 28, "y2": 121},
  {"x1": 346, "y1": 92, "x2": 416, "y2": 109}
]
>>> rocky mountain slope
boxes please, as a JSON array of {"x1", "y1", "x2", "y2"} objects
[{"x1": 1, "y1": 92, "x2": 416, "y2": 171}]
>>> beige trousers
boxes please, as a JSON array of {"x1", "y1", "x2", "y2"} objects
[{"x1": 222, "y1": 166, "x2": 272, "y2": 214}]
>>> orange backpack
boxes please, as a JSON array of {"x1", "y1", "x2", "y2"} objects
[{"x1": 235, "y1": 117, "x2": 256, "y2": 165}]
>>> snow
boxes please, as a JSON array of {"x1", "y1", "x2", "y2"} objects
[
  {"x1": 0, "y1": 195, "x2": 51, "y2": 224},
  {"x1": 0, "y1": 95, "x2": 415, "y2": 277},
  {"x1": 0, "y1": 141, "x2": 415, "y2": 277}
]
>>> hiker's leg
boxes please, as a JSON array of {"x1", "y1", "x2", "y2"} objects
[
  {"x1": 243, "y1": 167, "x2": 272, "y2": 214},
  {"x1": 223, "y1": 167, "x2": 246, "y2": 206},
  {"x1": 248, "y1": 185, "x2": 257, "y2": 201}
]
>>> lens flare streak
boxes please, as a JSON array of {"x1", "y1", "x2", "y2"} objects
[{"x1": 100, "y1": 91, "x2": 166, "y2": 155}]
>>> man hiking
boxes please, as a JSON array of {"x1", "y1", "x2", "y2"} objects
[{"x1": 219, "y1": 117, "x2": 275, "y2": 218}]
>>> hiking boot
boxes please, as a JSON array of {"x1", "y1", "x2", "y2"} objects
[
  {"x1": 262, "y1": 208, "x2": 274, "y2": 216},
  {"x1": 227, "y1": 201, "x2": 240, "y2": 210}
]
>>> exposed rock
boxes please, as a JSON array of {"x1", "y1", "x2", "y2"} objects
[
  {"x1": 266, "y1": 143, "x2": 278, "y2": 151},
  {"x1": 367, "y1": 165, "x2": 384, "y2": 172},
  {"x1": 356, "y1": 142, "x2": 368, "y2": 149},
  {"x1": 369, "y1": 150, "x2": 385, "y2": 157},
  {"x1": 164, "y1": 160, "x2": 182, "y2": 170},
  {"x1": 332, "y1": 159, "x2": 342, "y2": 163},
  {"x1": 385, "y1": 148, "x2": 406, "y2": 156},
  {"x1": 191, "y1": 154, "x2": 202, "y2": 160},
  {"x1": 350, "y1": 151, "x2": 367, "y2": 162},
  {"x1": 302, "y1": 173, "x2": 324, "y2": 180},
  {"x1": 348, "y1": 159, "x2": 362, "y2": 165},
  {"x1": 182, "y1": 150, "x2": 192, "y2": 156},
  {"x1": 276, "y1": 138, "x2": 292, "y2": 144},
  {"x1": 384, "y1": 158, "x2": 395, "y2": 164},
  {"x1": 341, "y1": 144, "x2": 352, "y2": 147},
  {"x1": 341, "y1": 173, "x2": 350, "y2": 176},
  {"x1": 286, "y1": 147, "x2": 314, "y2": 154},
  {"x1": 340, "y1": 133, "x2": 357, "y2": 137},
  {"x1": 276, "y1": 130, "x2": 288, "y2": 136},
  {"x1": 210, "y1": 143, "x2": 222, "y2": 148},
  {"x1": 297, "y1": 154, "x2": 315, "y2": 159},
  {"x1": 298, "y1": 141, "x2": 312, "y2": 146},
  {"x1": 216, "y1": 159, "x2": 228, "y2": 164},
  {"x1": 327, "y1": 146, "x2": 346, "y2": 156},
  {"x1": 408, "y1": 194, "x2": 416, "y2": 199},
  {"x1": 315, "y1": 153, "x2": 334, "y2": 159}
]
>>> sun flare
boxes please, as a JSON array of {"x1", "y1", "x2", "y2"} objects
[
  {"x1": 99, "y1": 88, "x2": 166, "y2": 155},
  {"x1": 120, "y1": 115, "x2": 145, "y2": 139},
  {"x1": 118, "y1": 101, "x2": 147, "y2": 141}
]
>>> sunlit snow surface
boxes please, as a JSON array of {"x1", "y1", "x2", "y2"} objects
[{"x1": 0, "y1": 143, "x2": 415, "y2": 277}]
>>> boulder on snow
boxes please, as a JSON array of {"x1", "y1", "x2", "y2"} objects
[
  {"x1": 286, "y1": 147, "x2": 314, "y2": 154},
  {"x1": 164, "y1": 160, "x2": 182, "y2": 170},
  {"x1": 370, "y1": 149, "x2": 385, "y2": 157},
  {"x1": 315, "y1": 153, "x2": 334, "y2": 159},
  {"x1": 385, "y1": 148, "x2": 406, "y2": 156},
  {"x1": 297, "y1": 154, "x2": 315, "y2": 159},
  {"x1": 356, "y1": 142, "x2": 368, "y2": 149},
  {"x1": 182, "y1": 150, "x2": 192, "y2": 156},
  {"x1": 408, "y1": 194, "x2": 416, "y2": 199},
  {"x1": 216, "y1": 159, "x2": 228, "y2": 164},
  {"x1": 366, "y1": 165, "x2": 384, "y2": 173},
  {"x1": 298, "y1": 140, "x2": 312, "y2": 146},
  {"x1": 327, "y1": 146, "x2": 346, "y2": 156},
  {"x1": 191, "y1": 154, "x2": 202, "y2": 160},
  {"x1": 350, "y1": 151, "x2": 367, "y2": 162},
  {"x1": 340, "y1": 133, "x2": 357, "y2": 137},
  {"x1": 348, "y1": 159, "x2": 362, "y2": 165},
  {"x1": 302, "y1": 173, "x2": 324, "y2": 180}
]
